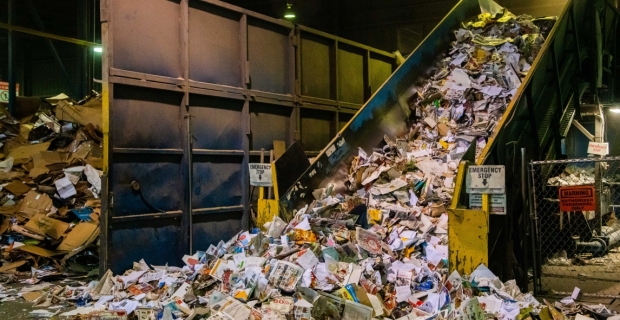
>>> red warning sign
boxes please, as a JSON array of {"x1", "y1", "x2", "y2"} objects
[{"x1": 559, "y1": 186, "x2": 595, "y2": 211}]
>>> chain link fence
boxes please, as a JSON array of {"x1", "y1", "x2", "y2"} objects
[{"x1": 530, "y1": 157, "x2": 620, "y2": 298}]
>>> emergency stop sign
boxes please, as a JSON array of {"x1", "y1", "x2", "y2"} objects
[
  {"x1": 466, "y1": 165, "x2": 505, "y2": 194},
  {"x1": 559, "y1": 186, "x2": 595, "y2": 211}
]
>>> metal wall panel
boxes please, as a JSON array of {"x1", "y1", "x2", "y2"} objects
[
  {"x1": 102, "y1": 0, "x2": 395, "y2": 272},
  {"x1": 369, "y1": 54, "x2": 393, "y2": 96},
  {"x1": 192, "y1": 155, "x2": 243, "y2": 208},
  {"x1": 300, "y1": 108, "x2": 336, "y2": 152},
  {"x1": 296, "y1": 26, "x2": 397, "y2": 154},
  {"x1": 111, "y1": 219, "x2": 183, "y2": 268},
  {"x1": 190, "y1": 95, "x2": 244, "y2": 150},
  {"x1": 248, "y1": 18, "x2": 292, "y2": 94},
  {"x1": 112, "y1": 85, "x2": 183, "y2": 149},
  {"x1": 337, "y1": 45, "x2": 365, "y2": 104},
  {"x1": 249, "y1": 102, "x2": 293, "y2": 150},
  {"x1": 111, "y1": 0, "x2": 182, "y2": 78},
  {"x1": 111, "y1": 154, "x2": 183, "y2": 216},
  {"x1": 300, "y1": 34, "x2": 333, "y2": 99},
  {"x1": 192, "y1": 211, "x2": 243, "y2": 251},
  {"x1": 189, "y1": 2, "x2": 242, "y2": 87}
]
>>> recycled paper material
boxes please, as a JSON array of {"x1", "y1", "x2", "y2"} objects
[{"x1": 55, "y1": 176, "x2": 77, "y2": 199}]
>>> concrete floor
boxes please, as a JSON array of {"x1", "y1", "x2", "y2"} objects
[
  {"x1": 0, "y1": 281, "x2": 75, "y2": 319},
  {"x1": 539, "y1": 251, "x2": 620, "y2": 298},
  {"x1": 0, "y1": 296, "x2": 56, "y2": 319},
  {"x1": 537, "y1": 295, "x2": 620, "y2": 313}
]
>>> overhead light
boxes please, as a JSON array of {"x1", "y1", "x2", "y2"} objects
[
  {"x1": 610, "y1": 108, "x2": 620, "y2": 113},
  {"x1": 93, "y1": 47, "x2": 103, "y2": 53},
  {"x1": 284, "y1": 3, "x2": 295, "y2": 19}
]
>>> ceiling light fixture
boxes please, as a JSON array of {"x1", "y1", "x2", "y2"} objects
[
  {"x1": 284, "y1": 3, "x2": 295, "y2": 19},
  {"x1": 93, "y1": 46, "x2": 103, "y2": 53},
  {"x1": 610, "y1": 108, "x2": 620, "y2": 113}
]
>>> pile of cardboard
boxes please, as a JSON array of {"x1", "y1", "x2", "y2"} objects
[{"x1": 0, "y1": 91, "x2": 103, "y2": 274}]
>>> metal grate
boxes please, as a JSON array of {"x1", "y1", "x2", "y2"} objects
[
  {"x1": 530, "y1": 157, "x2": 620, "y2": 297},
  {"x1": 559, "y1": 94, "x2": 576, "y2": 137}
]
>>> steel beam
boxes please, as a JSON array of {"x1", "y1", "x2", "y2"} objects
[
  {"x1": 525, "y1": 88, "x2": 542, "y2": 158},
  {"x1": 0, "y1": 22, "x2": 100, "y2": 47},
  {"x1": 572, "y1": 119, "x2": 595, "y2": 141}
]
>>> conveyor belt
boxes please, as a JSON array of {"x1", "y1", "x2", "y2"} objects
[
  {"x1": 279, "y1": 0, "x2": 620, "y2": 280},
  {"x1": 281, "y1": 0, "x2": 582, "y2": 212}
]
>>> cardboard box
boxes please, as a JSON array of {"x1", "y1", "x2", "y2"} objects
[
  {"x1": 56, "y1": 221, "x2": 99, "y2": 252},
  {"x1": 28, "y1": 166, "x2": 50, "y2": 178},
  {"x1": 17, "y1": 190, "x2": 53, "y2": 219},
  {"x1": 40, "y1": 151, "x2": 70, "y2": 165},
  {"x1": 70, "y1": 142, "x2": 92, "y2": 162},
  {"x1": 18, "y1": 244, "x2": 63, "y2": 258},
  {"x1": 22, "y1": 291, "x2": 43, "y2": 302},
  {"x1": 7, "y1": 142, "x2": 51, "y2": 160},
  {"x1": 0, "y1": 205, "x2": 17, "y2": 216},
  {"x1": 24, "y1": 213, "x2": 70, "y2": 240},
  {"x1": 437, "y1": 123, "x2": 450, "y2": 137},
  {"x1": 55, "y1": 100, "x2": 102, "y2": 130},
  {"x1": 0, "y1": 260, "x2": 26, "y2": 273},
  {"x1": 4, "y1": 180, "x2": 31, "y2": 196},
  {"x1": 11, "y1": 224, "x2": 45, "y2": 240}
]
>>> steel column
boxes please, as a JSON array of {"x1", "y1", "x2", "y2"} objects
[{"x1": 8, "y1": 0, "x2": 16, "y2": 115}]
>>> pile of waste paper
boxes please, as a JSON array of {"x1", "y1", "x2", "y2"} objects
[
  {"x1": 547, "y1": 166, "x2": 596, "y2": 187},
  {"x1": 406, "y1": 6, "x2": 550, "y2": 161},
  {"x1": 0, "y1": 92, "x2": 102, "y2": 276},
  {"x1": 1, "y1": 5, "x2": 616, "y2": 320}
]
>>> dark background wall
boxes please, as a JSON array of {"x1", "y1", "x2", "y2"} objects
[
  {"x1": 222, "y1": 0, "x2": 570, "y2": 54},
  {"x1": 605, "y1": 110, "x2": 620, "y2": 157},
  {"x1": 0, "y1": 0, "x2": 573, "y2": 102},
  {"x1": 0, "y1": 0, "x2": 100, "y2": 99},
  {"x1": 1, "y1": 0, "x2": 617, "y2": 109}
]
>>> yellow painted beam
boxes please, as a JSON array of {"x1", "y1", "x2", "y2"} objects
[
  {"x1": 448, "y1": 160, "x2": 489, "y2": 275},
  {"x1": 257, "y1": 199, "x2": 279, "y2": 230},
  {"x1": 102, "y1": 82, "x2": 109, "y2": 174},
  {"x1": 448, "y1": 208, "x2": 489, "y2": 274}
]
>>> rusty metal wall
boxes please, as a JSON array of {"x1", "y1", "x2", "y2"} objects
[{"x1": 100, "y1": 0, "x2": 395, "y2": 272}]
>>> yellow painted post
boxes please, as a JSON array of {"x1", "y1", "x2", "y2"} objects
[
  {"x1": 448, "y1": 161, "x2": 489, "y2": 275},
  {"x1": 256, "y1": 198, "x2": 279, "y2": 229},
  {"x1": 256, "y1": 149, "x2": 279, "y2": 230},
  {"x1": 102, "y1": 82, "x2": 109, "y2": 174}
]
